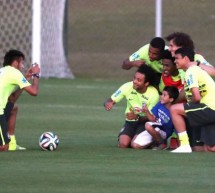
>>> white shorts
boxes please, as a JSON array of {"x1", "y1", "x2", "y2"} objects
[
  {"x1": 133, "y1": 122, "x2": 167, "y2": 146},
  {"x1": 133, "y1": 130, "x2": 153, "y2": 146}
]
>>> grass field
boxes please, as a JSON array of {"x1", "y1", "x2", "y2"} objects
[
  {"x1": 1, "y1": 1, "x2": 215, "y2": 193},
  {"x1": 1, "y1": 78, "x2": 215, "y2": 193}
]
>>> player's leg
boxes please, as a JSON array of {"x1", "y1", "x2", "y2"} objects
[
  {"x1": 146, "y1": 122, "x2": 168, "y2": 150},
  {"x1": 170, "y1": 103, "x2": 192, "y2": 153},
  {"x1": 145, "y1": 122, "x2": 163, "y2": 143},
  {"x1": 118, "y1": 121, "x2": 137, "y2": 148},
  {"x1": 0, "y1": 115, "x2": 10, "y2": 151},
  {"x1": 131, "y1": 121, "x2": 149, "y2": 149},
  {"x1": 5, "y1": 102, "x2": 26, "y2": 150},
  {"x1": 185, "y1": 118, "x2": 204, "y2": 152},
  {"x1": 131, "y1": 130, "x2": 153, "y2": 149},
  {"x1": 118, "y1": 135, "x2": 132, "y2": 148},
  {"x1": 7, "y1": 104, "x2": 18, "y2": 150},
  {"x1": 201, "y1": 124, "x2": 215, "y2": 152}
]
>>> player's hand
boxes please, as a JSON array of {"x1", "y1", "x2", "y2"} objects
[
  {"x1": 25, "y1": 67, "x2": 33, "y2": 80},
  {"x1": 31, "y1": 63, "x2": 40, "y2": 74},
  {"x1": 122, "y1": 63, "x2": 132, "y2": 70},
  {"x1": 142, "y1": 104, "x2": 149, "y2": 113},
  {"x1": 104, "y1": 99, "x2": 115, "y2": 111},
  {"x1": 134, "y1": 60, "x2": 145, "y2": 67},
  {"x1": 126, "y1": 108, "x2": 138, "y2": 120}
]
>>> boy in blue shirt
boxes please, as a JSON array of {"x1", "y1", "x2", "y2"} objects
[{"x1": 132, "y1": 86, "x2": 179, "y2": 149}]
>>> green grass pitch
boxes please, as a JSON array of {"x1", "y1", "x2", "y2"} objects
[{"x1": 1, "y1": 78, "x2": 215, "y2": 193}]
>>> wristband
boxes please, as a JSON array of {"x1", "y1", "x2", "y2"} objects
[{"x1": 32, "y1": 73, "x2": 40, "y2": 79}]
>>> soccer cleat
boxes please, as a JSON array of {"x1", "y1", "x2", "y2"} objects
[
  {"x1": 16, "y1": 144, "x2": 27, "y2": 150},
  {"x1": 170, "y1": 145, "x2": 192, "y2": 153}
]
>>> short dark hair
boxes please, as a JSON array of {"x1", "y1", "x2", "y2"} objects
[
  {"x1": 162, "y1": 49, "x2": 175, "y2": 64},
  {"x1": 3, "y1": 49, "x2": 25, "y2": 67},
  {"x1": 163, "y1": 86, "x2": 179, "y2": 102},
  {"x1": 136, "y1": 65, "x2": 156, "y2": 85},
  {"x1": 175, "y1": 47, "x2": 195, "y2": 61},
  {"x1": 165, "y1": 32, "x2": 195, "y2": 50},
  {"x1": 150, "y1": 37, "x2": 165, "y2": 51}
]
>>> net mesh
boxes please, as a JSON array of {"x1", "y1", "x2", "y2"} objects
[{"x1": 0, "y1": 0, "x2": 73, "y2": 78}]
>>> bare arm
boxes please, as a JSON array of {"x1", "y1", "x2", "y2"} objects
[
  {"x1": 175, "y1": 88, "x2": 186, "y2": 103},
  {"x1": 190, "y1": 87, "x2": 201, "y2": 103},
  {"x1": 142, "y1": 105, "x2": 156, "y2": 122},
  {"x1": 24, "y1": 77, "x2": 39, "y2": 96},
  {"x1": 8, "y1": 65, "x2": 39, "y2": 102},
  {"x1": 190, "y1": 61, "x2": 215, "y2": 77},
  {"x1": 122, "y1": 58, "x2": 145, "y2": 70},
  {"x1": 199, "y1": 63, "x2": 215, "y2": 76}
]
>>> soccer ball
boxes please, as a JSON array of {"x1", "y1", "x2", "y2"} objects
[{"x1": 39, "y1": 132, "x2": 59, "y2": 151}]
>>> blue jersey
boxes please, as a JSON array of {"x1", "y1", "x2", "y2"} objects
[{"x1": 151, "y1": 101, "x2": 174, "y2": 137}]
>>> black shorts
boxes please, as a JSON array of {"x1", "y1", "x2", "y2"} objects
[
  {"x1": 0, "y1": 115, "x2": 10, "y2": 146},
  {"x1": 118, "y1": 120, "x2": 146, "y2": 139},
  {"x1": 4, "y1": 102, "x2": 14, "y2": 121},
  {"x1": 184, "y1": 103, "x2": 215, "y2": 147},
  {"x1": 184, "y1": 103, "x2": 215, "y2": 127},
  {"x1": 201, "y1": 124, "x2": 215, "y2": 146}
]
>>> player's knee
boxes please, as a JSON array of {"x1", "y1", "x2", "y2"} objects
[
  {"x1": 118, "y1": 135, "x2": 131, "y2": 148},
  {"x1": 118, "y1": 140, "x2": 130, "y2": 148},
  {"x1": 145, "y1": 122, "x2": 151, "y2": 132}
]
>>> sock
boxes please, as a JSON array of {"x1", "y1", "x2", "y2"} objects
[
  {"x1": 178, "y1": 131, "x2": 189, "y2": 146},
  {"x1": 9, "y1": 135, "x2": 17, "y2": 151}
]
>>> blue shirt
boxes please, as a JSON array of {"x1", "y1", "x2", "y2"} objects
[{"x1": 151, "y1": 101, "x2": 174, "y2": 137}]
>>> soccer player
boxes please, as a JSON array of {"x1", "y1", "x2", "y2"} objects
[
  {"x1": 170, "y1": 47, "x2": 215, "y2": 153},
  {"x1": 122, "y1": 37, "x2": 167, "y2": 85},
  {"x1": 159, "y1": 50, "x2": 186, "y2": 149},
  {"x1": 0, "y1": 50, "x2": 40, "y2": 151},
  {"x1": 131, "y1": 86, "x2": 179, "y2": 149},
  {"x1": 159, "y1": 50, "x2": 185, "y2": 102},
  {"x1": 104, "y1": 65, "x2": 159, "y2": 148},
  {"x1": 165, "y1": 32, "x2": 215, "y2": 76}
]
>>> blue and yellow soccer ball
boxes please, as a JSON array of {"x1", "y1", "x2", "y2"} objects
[{"x1": 39, "y1": 132, "x2": 59, "y2": 151}]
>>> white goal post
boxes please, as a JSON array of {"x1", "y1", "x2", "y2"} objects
[{"x1": 0, "y1": 0, "x2": 74, "y2": 78}]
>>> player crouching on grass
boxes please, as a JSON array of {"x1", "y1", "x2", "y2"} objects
[
  {"x1": 0, "y1": 49, "x2": 40, "y2": 151},
  {"x1": 131, "y1": 86, "x2": 179, "y2": 149},
  {"x1": 170, "y1": 47, "x2": 215, "y2": 153}
]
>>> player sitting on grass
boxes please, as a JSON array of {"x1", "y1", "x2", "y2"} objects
[
  {"x1": 104, "y1": 65, "x2": 159, "y2": 148},
  {"x1": 131, "y1": 86, "x2": 179, "y2": 149}
]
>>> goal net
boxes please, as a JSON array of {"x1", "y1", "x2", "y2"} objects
[{"x1": 0, "y1": 0, "x2": 74, "y2": 78}]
